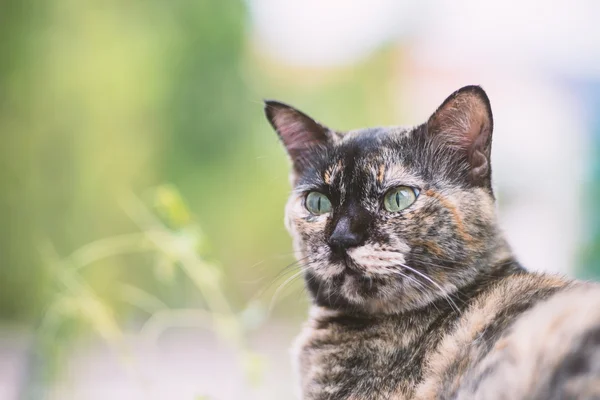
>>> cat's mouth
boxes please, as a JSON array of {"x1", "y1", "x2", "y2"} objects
[
  {"x1": 338, "y1": 255, "x2": 363, "y2": 276},
  {"x1": 324, "y1": 251, "x2": 356, "y2": 275}
]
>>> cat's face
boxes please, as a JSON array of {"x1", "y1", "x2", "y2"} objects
[{"x1": 266, "y1": 86, "x2": 509, "y2": 314}]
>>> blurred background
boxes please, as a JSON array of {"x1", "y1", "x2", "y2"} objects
[{"x1": 1, "y1": 0, "x2": 600, "y2": 399}]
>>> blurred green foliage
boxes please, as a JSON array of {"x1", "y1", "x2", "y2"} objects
[
  {"x1": 35, "y1": 186, "x2": 266, "y2": 390},
  {"x1": 0, "y1": 0, "x2": 397, "y2": 324}
]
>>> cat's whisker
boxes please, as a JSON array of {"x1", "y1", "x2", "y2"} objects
[
  {"x1": 246, "y1": 259, "x2": 267, "y2": 271},
  {"x1": 383, "y1": 249, "x2": 469, "y2": 269},
  {"x1": 267, "y1": 255, "x2": 310, "y2": 284},
  {"x1": 327, "y1": 278, "x2": 334, "y2": 307},
  {"x1": 268, "y1": 268, "x2": 306, "y2": 315},
  {"x1": 410, "y1": 254, "x2": 471, "y2": 268},
  {"x1": 402, "y1": 273, "x2": 429, "y2": 292},
  {"x1": 250, "y1": 255, "x2": 312, "y2": 303},
  {"x1": 398, "y1": 263, "x2": 460, "y2": 314},
  {"x1": 410, "y1": 255, "x2": 513, "y2": 281},
  {"x1": 385, "y1": 267, "x2": 442, "y2": 313}
]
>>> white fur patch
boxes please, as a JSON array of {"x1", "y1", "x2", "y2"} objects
[{"x1": 347, "y1": 242, "x2": 410, "y2": 275}]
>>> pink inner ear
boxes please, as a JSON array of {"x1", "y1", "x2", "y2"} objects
[
  {"x1": 429, "y1": 92, "x2": 492, "y2": 152},
  {"x1": 279, "y1": 120, "x2": 320, "y2": 151},
  {"x1": 427, "y1": 88, "x2": 493, "y2": 185},
  {"x1": 273, "y1": 109, "x2": 329, "y2": 160},
  {"x1": 439, "y1": 101, "x2": 488, "y2": 148}
]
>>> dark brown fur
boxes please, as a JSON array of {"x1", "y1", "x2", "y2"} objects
[{"x1": 264, "y1": 86, "x2": 600, "y2": 399}]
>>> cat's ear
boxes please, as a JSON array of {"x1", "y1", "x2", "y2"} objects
[
  {"x1": 427, "y1": 85, "x2": 493, "y2": 187},
  {"x1": 264, "y1": 100, "x2": 336, "y2": 172}
]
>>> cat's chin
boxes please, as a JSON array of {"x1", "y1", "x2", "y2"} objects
[
  {"x1": 305, "y1": 260, "x2": 444, "y2": 314},
  {"x1": 338, "y1": 272, "x2": 386, "y2": 304},
  {"x1": 309, "y1": 266, "x2": 401, "y2": 307},
  {"x1": 340, "y1": 277, "x2": 440, "y2": 314}
]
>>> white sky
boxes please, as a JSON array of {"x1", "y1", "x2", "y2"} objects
[{"x1": 249, "y1": 0, "x2": 600, "y2": 78}]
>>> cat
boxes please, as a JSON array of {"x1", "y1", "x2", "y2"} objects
[{"x1": 263, "y1": 86, "x2": 600, "y2": 400}]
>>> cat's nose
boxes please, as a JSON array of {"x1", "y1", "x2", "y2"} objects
[{"x1": 329, "y1": 217, "x2": 365, "y2": 251}]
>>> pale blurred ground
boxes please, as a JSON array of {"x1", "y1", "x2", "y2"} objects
[
  {"x1": 1, "y1": 322, "x2": 297, "y2": 400},
  {"x1": 1, "y1": 1, "x2": 600, "y2": 399}
]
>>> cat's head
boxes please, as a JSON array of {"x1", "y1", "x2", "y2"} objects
[{"x1": 265, "y1": 86, "x2": 511, "y2": 314}]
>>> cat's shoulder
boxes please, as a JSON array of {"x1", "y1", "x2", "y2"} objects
[
  {"x1": 416, "y1": 273, "x2": 600, "y2": 399},
  {"x1": 455, "y1": 279, "x2": 600, "y2": 399}
]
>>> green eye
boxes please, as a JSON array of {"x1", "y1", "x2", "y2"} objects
[
  {"x1": 384, "y1": 186, "x2": 419, "y2": 212},
  {"x1": 305, "y1": 192, "x2": 332, "y2": 215}
]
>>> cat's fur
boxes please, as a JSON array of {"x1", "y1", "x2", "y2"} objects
[{"x1": 264, "y1": 86, "x2": 600, "y2": 399}]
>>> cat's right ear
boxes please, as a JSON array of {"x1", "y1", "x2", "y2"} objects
[
  {"x1": 426, "y1": 86, "x2": 494, "y2": 188},
  {"x1": 264, "y1": 100, "x2": 335, "y2": 172}
]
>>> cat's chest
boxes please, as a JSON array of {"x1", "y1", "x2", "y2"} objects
[{"x1": 293, "y1": 313, "x2": 431, "y2": 400}]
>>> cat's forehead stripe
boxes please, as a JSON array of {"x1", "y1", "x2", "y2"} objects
[
  {"x1": 324, "y1": 168, "x2": 332, "y2": 185},
  {"x1": 377, "y1": 164, "x2": 385, "y2": 184},
  {"x1": 322, "y1": 160, "x2": 343, "y2": 185}
]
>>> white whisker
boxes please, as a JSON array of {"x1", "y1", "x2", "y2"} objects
[
  {"x1": 386, "y1": 267, "x2": 442, "y2": 313},
  {"x1": 268, "y1": 268, "x2": 305, "y2": 314},
  {"x1": 399, "y1": 263, "x2": 460, "y2": 314}
]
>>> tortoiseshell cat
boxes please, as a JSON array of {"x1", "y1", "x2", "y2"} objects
[{"x1": 264, "y1": 86, "x2": 600, "y2": 400}]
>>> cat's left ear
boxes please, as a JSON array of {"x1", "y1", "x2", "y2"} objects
[
  {"x1": 264, "y1": 100, "x2": 336, "y2": 173},
  {"x1": 427, "y1": 85, "x2": 494, "y2": 188}
]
